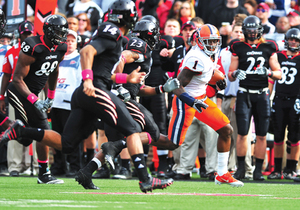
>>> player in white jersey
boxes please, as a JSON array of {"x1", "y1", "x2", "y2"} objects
[{"x1": 168, "y1": 24, "x2": 244, "y2": 187}]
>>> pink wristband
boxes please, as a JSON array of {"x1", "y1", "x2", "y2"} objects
[
  {"x1": 47, "y1": 90, "x2": 55, "y2": 99},
  {"x1": 37, "y1": 159, "x2": 49, "y2": 163},
  {"x1": 121, "y1": 55, "x2": 127, "y2": 63},
  {"x1": 27, "y1": 93, "x2": 38, "y2": 104},
  {"x1": 115, "y1": 73, "x2": 128, "y2": 84},
  {"x1": 82, "y1": 69, "x2": 93, "y2": 80},
  {"x1": 146, "y1": 132, "x2": 152, "y2": 145}
]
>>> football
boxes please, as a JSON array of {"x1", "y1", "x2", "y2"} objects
[{"x1": 208, "y1": 69, "x2": 226, "y2": 85}]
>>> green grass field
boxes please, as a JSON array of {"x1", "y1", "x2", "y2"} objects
[{"x1": 0, "y1": 174, "x2": 299, "y2": 210}]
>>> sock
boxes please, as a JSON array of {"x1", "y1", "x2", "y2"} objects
[
  {"x1": 237, "y1": 156, "x2": 246, "y2": 170},
  {"x1": 38, "y1": 159, "x2": 48, "y2": 175},
  {"x1": 251, "y1": 156, "x2": 254, "y2": 166},
  {"x1": 290, "y1": 160, "x2": 298, "y2": 172},
  {"x1": 157, "y1": 154, "x2": 168, "y2": 172},
  {"x1": 286, "y1": 159, "x2": 292, "y2": 172},
  {"x1": 22, "y1": 127, "x2": 44, "y2": 142},
  {"x1": 132, "y1": 154, "x2": 149, "y2": 182},
  {"x1": 274, "y1": 158, "x2": 282, "y2": 172},
  {"x1": 121, "y1": 159, "x2": 131, "y2": 171},
  {"x1": 86, "y1": 149, "x2": 95, "y2": 163},
  {"x1": 84, "y1": 158, "x2": 100, "y2": 175},
  {"x1": 255, "y1": 158, "x2": 264, "y2": 173},
  {"x1": 217, "y1": 152, "x2": 229, "y2": 176},
  {"x1": 199, "y1": 157, "x2": 205, "y2": 169}
]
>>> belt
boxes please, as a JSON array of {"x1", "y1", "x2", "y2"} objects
[
  {"x1": 224, "y1": 95, "x2": 236, "y2": 99},
  {"x1": 238, "y1": 87, "x2": 269, "y2": 94}
]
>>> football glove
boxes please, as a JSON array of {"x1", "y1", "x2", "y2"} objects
[
  {"x1": 117, "y1": 86, "x2": 131, "y2": 103},
  {"x1": 216, "y1": 78, "x2": 227, "y2": 90},
  {"x1": 34, "y1": 99, "x2": 46, "y2": 112},
  {"x1": 294, "y1": 98, "x2": 300, "y2": 114},
  {"x1": 256, "y1": 66, "x2": 271, "y2": 76},
  {"x1": 192, "y1": 99, "x2": 208, "y2": 113},
  {"x1": 232, "y1": 70, "x2": 246, "y2": 80},
  {"x1": 162, "y1": 78, "x2": 180, "y2": 92},
  {"x1": 43, "y1": 98, "x2": 54, "y2": 111}
]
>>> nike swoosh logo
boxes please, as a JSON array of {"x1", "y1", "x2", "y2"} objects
[{"x1": 220, "y1": 178, "x2": 229, "y2": 183}]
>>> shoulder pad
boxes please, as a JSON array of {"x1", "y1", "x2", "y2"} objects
[
  {"x1": 21, "y1": 36, "x2": 42, "y2": 56},
  {"x1": 96, "y1": 22, "x2": 122, "y2": 41},
  {"x1": 125, "y1": 37, "x2": 147, "y2": 54},
  {"x1": 265, "y1": 39, "x2": 279, "y2": 52}
]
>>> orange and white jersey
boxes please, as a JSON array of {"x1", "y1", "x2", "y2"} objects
[{"x1": 180, "y1": 45, "x2": 215, "y2": 97}]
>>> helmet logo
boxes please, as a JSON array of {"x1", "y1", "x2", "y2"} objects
[{"x1": 246, "y1": 23, "x2": 256, "y2": 27}]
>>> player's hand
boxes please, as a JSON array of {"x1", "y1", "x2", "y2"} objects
[
  {"x1": 34, "y1": 99, "x2": 46, "y2": 112},
  {"x1": 256, "y1": 66, "x2": 271, "y2": 76},
  {"x1": 160, "y1": 48, "x2": 169, "y2": 57},
  {"x1": 294, "y1": 98, "x2": 300, "y2": 114},
  {"x1": 83, "y1": 79, "x2": 95, "y2": 97},
  {"x1": 117, "y1": 86, "x2": 131, "y2": 103},
  {"x1": 192, "y1": 99, "x2": 208, "y2": 113},
  {"x1": 43, "y1": 98, "x2": 54, "y2": 112},
  {"x1": 127, "y1": 66, "x2": 146, "y2": 84},
  {"x1": 232, "y1": 70, "x2": 246, "y2": 80},
  {"x1": 216, "y1": 78, "x2": 227, "y2": 90},
  {"x1": 0, "y1": 100, "x2": 6, "y2": 114},
  {"x1": 163, "y1": 78, "x2": 180, "y2": 92}
]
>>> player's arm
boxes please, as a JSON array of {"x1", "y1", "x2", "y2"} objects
[
  {"x1": 12, "y1": 51, "x2": 36, "y2": 99},
  {"x1": 228, "y1": 54, "x2": 240, "y2": 82},
  {"x1": 80, "y1": 43, "x2": 99, "y2": 97},
  {"x1": 114, "y1": 50, "x2": 141, "y2": 73},
  {"x1": 268, "y1": 53, "x2": 282, "y2": 80},
  {"x1": 138, "y1": 78, "x2": 180, "y2": 96},
  {"x1": 0, "y1": 55, "x2": 12, "y2": 113}
]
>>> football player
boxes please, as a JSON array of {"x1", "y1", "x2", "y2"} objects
[
  {"x1": 268, "y1": 28, "x2": 300, "y2": 180},
  {"x1": 228, "y1": 15, "x2": 282, "y2": 181}
]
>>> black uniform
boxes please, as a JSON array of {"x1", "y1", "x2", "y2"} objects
[
  {"x1": 272, "y1": 51, "x2": 300, "y2": 144},
  {"x1": 105, "y1": 37, "x2": 160, "y2": 143},
  {"x1": 60, "y1": 22, "x2": 142, "y2": 154},
  {"x1": 7, "y1": 35, "x2": 67, "y2": 146},
  {"x1": 230, "y1": 40, "x2": 278, "y2": 136}
]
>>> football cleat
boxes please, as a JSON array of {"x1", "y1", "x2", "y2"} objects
[
  {"x1": 215, "y1": 172, "x2": 244, "y2": 187},
  {"x1": 267, "y1": 171, "x2": 282, "y2": 180},
  {"x1": 233, "y1": 167, "x2": 245, "y2": 180},
  {"x1": 0, "y1": 119, "x2": 24, "y2": 148},
  {"x1": 112, "y1": 167, "x2": 132, "y2": 179},
  {"x1": 139, "y1": 177, "x2": 173, "y2": 193},
  {"x1": 101, "y1": 140, "x2": 126, "y2": 172},
  {"x1": 75, "y1": 169, "x2": 99, "y2": 189},
  {"x1": 37, "y1": 171, "x2": 64, "y2": 184}
]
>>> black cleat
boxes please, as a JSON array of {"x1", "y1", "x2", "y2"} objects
[
  {"x1": 139, "y1": 177, "x2": 173, "y2": 193},
  {"x1": 37, "y1": 171, "x2": 64, "y2": 184},
  {"x1": 253, "y1": 169, "x2": 265, "y2": 181},
  {"x1": 92, "y1": 165, "x2": 110, "y2": 179},
  {"x1": 75, "y1": 169, "x2": 100, "y2": 190},
  {"x1": 101, "y1": 140, "x2": 125, "y2": 172},
  {"x1": 267, "y1": 171, "x2": 282, "y2": 180},
  {"x1": 112, "y1": 167, "x2": 132, "y2": 179},
  {"x1": 0, "y1": 120, "x2": 24, "y2": 148}
]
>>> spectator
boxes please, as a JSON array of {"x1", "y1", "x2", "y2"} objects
[
  {"x1": 1, "y1": 21, "x2": 35, "y2": 177},
  {"x1": 167, "y1": 0, "x2": 183, "y2": 20},
  {"x1": 76, "y1": 13, "x2": 92, "y2": 37},
  {"x1": 287, "y1": 9, "x2": 300, "y2": 29},
  {"x1": 208, "y1": 0, "x2": 249, "y2": 30},
  {"x1": 264, "y1": 16, "x2": 291, "y2": 50},
  {"x1": 228, "y1": 15, "x2": 282, "y2": 181},
  {"x1": 67, "y1": 16, "x2": 90, "y2": 49},
  {"x1": 163, "y1": 18, "x2": 181, "y2": 36},
  {"x1": 209, "y1": 0, "x2": 248, "y2": 48},
  {"x1": 157, "y1": 0, "x2": 173, "y2": 36},
  {"x1": 243, "y1": 0, "x2": 258, "y2": 15},
  {"x1": 256, "y1": 3, "x2": 276, "y2": 35},
  {"x1": 66, "y1": 0, "x2": 103, "y2": 32},
  {"x1": 177, "y1": 1, "x2": 196, "y2": 27},
  {"x1": 266, "y1": 0, "x2": 292, "y2": 25},
  {"x1": 195, "y1": 0, "x2": 223, "y2": 23},
  {"x1": 50, "y1": 29, "x2": 82, "y2": 178},
  {"x1": 141, "y1": 0, "x2": 161, "y2": 19}
]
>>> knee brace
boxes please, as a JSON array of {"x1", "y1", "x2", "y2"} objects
[{"x1": 286, "y1": 141, "x2": 291, "y2": 154}]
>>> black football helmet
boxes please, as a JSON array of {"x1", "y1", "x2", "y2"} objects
[
  {"x1": 285, "y1": 28, "x2": 300, "y2": 52},
  {"x1": 0, "y1": 9, "x2": 6, "y2": 38},
  {"x1": 242, "y1": 15, "x2": 263, "y2": 41},
  {"x1": 43, "y1": 14, "x2": 68, "y2": 45},
  {"x1": 108, "y1": 0, "x2": 138, "y2": 30},
  {"x1": 131, "y1": 20, "x2": 161, "y2": 50}
]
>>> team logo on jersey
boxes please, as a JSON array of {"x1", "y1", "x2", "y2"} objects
[
  {"x1": 45, "y1": 55, "x2": 58, "y2": 60},
  {"x1": 246, "y1": 51, "x2": 262, "y2": 55},
  {"x1": 0, "y1": 48, "x2": 4, "y2": 53},
  {"x1": 70, "y1": 60, "x2": 76, "y2": 65},
  {"x1": 281, "y1": 61, "x2": 296, "y2": 66}
]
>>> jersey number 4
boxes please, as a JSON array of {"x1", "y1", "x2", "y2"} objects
[{"x1": 103, "y1": 25, "x2": 118, "y2": 35}]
